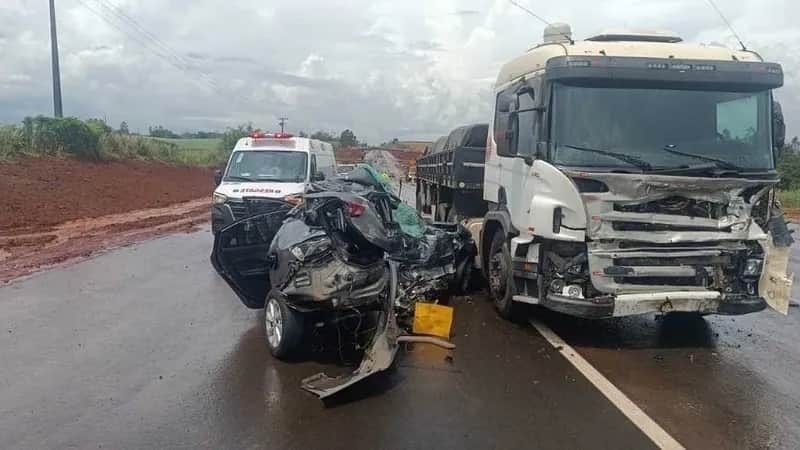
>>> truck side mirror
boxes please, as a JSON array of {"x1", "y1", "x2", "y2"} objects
[
  {"x1": 313, "y1": 171, "x2": 326, "y2": 181},
  {"x1": 214, "y1": 169, "x2": 223, "y2": 186},
  {"x1": 773, "y1": 100, "x2": 786, "y2": 150}
]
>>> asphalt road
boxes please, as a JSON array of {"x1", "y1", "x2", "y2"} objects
[{"x1": 1, "y1": 221, "x2": 799, "y2": 449}]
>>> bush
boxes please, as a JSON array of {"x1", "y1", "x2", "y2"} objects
[
  {"x1": 1, "y1": 116, "x2": 224, "y2": 166},
  {"x1": 217, "y1": 124, "x2": 253, "y2": 164},
  {"x1": 98, "y1": 133, "x2": 178, "y2": 161},
  {"x1": 0, "y1": 126, "x2": 27, "y2": 160},
  {"x1": 776, "y1": 190, "x2": 800, "y2": 209},
  {"x1": 778, "y1": 149, "x2": 800, "y2": 190},
  {"x1": 20, "y1": 116, "x2": 101, "y2": 160}
]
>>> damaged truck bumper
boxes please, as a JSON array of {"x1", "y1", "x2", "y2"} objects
[
  {"x1": 532, "y1": 170, "x2": 796, "y2": 319},
  {"x1": 542, "y1": 291, "x2": 767, "y2": 319}
]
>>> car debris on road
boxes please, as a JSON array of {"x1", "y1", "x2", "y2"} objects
[{"x1": 211, "y1": 164, "x2": 475, "y2": 400}]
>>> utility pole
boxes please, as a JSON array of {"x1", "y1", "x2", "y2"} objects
[
  {"x1": 49, "y1": 0, "x2": 63, "y2": 117},
  {"x1": 278, "y1": 117, "x2": 288, "y2": 133}
]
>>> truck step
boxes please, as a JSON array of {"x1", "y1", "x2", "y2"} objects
[{"x1": 512, "y1": 295, "x2": 540, "y2": 305}]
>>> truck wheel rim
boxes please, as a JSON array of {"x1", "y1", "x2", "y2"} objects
[
  {"x1": 265, "y1": 298, "x2": 283, "y2": 349},
  {"x1": 489, "y1": 252, "x2": 507, "y2": 298}
]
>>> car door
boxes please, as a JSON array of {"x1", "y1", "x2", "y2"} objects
[{"x1": 210, "y1": 207, "x2": 292, "y2": 308}]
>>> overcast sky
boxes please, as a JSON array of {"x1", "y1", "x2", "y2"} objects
[{"x1": 0, "y1": 0, "x2": 797, "y2": 143}]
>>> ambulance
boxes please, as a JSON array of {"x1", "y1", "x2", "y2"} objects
[{"x1": 212, "y1": 132, "x2": 337, "y2": 233}]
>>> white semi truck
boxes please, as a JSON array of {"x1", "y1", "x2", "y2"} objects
[{"x1": 457, "y1": 24, "x2": 792, "y2": 320}]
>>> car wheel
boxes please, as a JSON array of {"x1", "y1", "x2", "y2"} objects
[
  {"x1": 487, "y1": 232, "x2": 521, "y2": 320},
  {"x1": 264, "y1": 291, "x2": 303, "y2": 359}
]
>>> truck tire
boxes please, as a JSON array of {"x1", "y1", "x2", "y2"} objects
[
  {"x1": 264, "y1": 291, "x2": 303, "y2": 359},
  {"x1": 454, "y1": 255, "x2": 473, "y2": 294},
  {"x1": 487, "y1": 232, "x2": 522, "y2": 321},
  {"x1": 446, "y1": 207, "x2": 462, "y2": 224},
  {"x1": 436, "y1": 203, "x2": 449, "y2": 222}
]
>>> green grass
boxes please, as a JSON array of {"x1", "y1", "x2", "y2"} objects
[
  {"x1": 144, "y1": 137, "x2": 225, "y2": 166},
  {"x1": 777, "y1": 190, "x2": 800, "y2": 209},
  {"x1": 0, "y1": 117, "x2": 230, "y2": 166},
  {"x1": 149, "y1": 137, "x2": 222, "y2": 151}
]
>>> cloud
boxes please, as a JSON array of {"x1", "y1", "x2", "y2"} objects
[
  {"x1": 453, "y1": 9, "x2": 481, "y2": 17},
  {"x1": 0, "y1": 0, "x2": 797, "y2": 143}
]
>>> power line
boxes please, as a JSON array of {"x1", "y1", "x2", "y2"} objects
[
  {"x1": 704, "y1": 0, "x2": 747, "y2": 51},
  {"x1": 72, "y1": 0, "x2": 250, "y2": 107},
  {"x1": 92, "y1": 0, "x2": 219, "y2": 83},
  {"x1": 81, "y1": 0, "x2": 221, "y2": 90},
  {"x1": 508, "y1": 0, "x2": 573, "y2": 44}
]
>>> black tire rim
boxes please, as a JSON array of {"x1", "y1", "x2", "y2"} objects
[{"x1": 488, "y1": 248, "x2": 507, "y2": 300}]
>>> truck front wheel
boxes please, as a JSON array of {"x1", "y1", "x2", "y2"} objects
[{"x1": 488, "y1": 232, "x2": 521, "y2": 320}]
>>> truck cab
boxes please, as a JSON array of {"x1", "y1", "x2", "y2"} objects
[
  {"x1": 480, "y1": 24, "x2": 793, "y2": 320},
  {"x1": 212, "y1": 132, "x2": 336, "y2": 233}
]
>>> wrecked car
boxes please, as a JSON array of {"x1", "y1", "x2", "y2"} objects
[{"x1": 211, "y1": 165, "x2": 474, "y2": 397}]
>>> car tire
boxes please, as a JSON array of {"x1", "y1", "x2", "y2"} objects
[
  {"x1": 264, "y1": 291, "x2": 303, "y2": 359},
  {"x1": 487, "y1": 232, "x2": 522, "y2": 321}
]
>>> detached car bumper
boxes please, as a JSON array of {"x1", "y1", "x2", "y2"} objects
[{"x1": 543, "y1": 291, "x2": 767, "y2": 319}]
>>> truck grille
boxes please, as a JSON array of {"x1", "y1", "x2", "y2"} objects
[
  {"x1": 614, "y1": 197, "x2": 725, "y2": 219},
  {"x1": 588, "y1": 242, "x2": 745, "y2": 293},
  {"x1": 611, "y1": 221, "x2": 730, "y2": 232}
]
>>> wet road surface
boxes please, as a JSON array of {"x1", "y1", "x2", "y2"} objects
[{"x1": 0, "y1": 225, "x2": 798, "y2": 449}]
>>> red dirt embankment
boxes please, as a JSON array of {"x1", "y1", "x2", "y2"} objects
[
  {"x1": 0, "y1": 157, "x2": 215, "y2": 282},
  {"x1": 0, "y1": 157, "x2": 215, "y2": 232}
]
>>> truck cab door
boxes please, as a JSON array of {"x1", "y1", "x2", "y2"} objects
[
  {"x1": 493, "y1": 81, "x2": 544, "y2": 232},
  {"x1": 210, "y1": 208, "x2": 291, "y2": 309}
]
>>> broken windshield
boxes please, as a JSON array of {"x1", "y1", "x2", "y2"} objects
[
  {"x1": 225, "y1": 150, "x2": 308, "y2": 182},
  {"x1": 551, "y1": 84, "x2": 774, "y2": 172}
]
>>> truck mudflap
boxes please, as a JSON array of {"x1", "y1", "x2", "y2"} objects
[{"x1": 759, "y1": 216, "x2": 795, "y2": 315}]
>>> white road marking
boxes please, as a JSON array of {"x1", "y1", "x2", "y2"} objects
[{"x1": 530, "y1": 319, "x2": 685, "y2": 450}]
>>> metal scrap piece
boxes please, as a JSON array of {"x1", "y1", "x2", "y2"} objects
[
  {"x1": 301, "y1": 304, "x2": 400, "y2": 399},
  {"x1": 301, "y1": 262, "x2": 401, "y2": 400}
]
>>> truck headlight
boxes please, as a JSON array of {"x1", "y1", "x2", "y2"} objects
[
  {"x1": 742, "y1": 258, "x2": 763, "y2": 277},
  {"x1": 213, "y1": 192, "x2": 228, "y2": 205}
]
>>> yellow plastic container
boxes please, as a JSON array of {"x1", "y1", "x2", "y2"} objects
[{"x1": 412, "y1": 303, "x2": 454, "y2": 339}]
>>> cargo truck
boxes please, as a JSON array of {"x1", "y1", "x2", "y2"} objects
[{"x1": 426, "y1": 24, "x2": 793, "y2": 321}]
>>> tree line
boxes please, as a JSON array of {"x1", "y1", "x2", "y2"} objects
[
  {"x1": 145, "y1": 124, "x2": 363, "y2": 147},
  {"x1": 776, "y1": 136, "x2": 800, "y2": 189}
]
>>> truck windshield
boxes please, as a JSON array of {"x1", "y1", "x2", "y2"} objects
[
  {"x1": 551, "y1": 84, "x2": 774, "y2": 172},
  {"x1": 225, "y1": 151, "x2": 308, "y2": 182}
]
